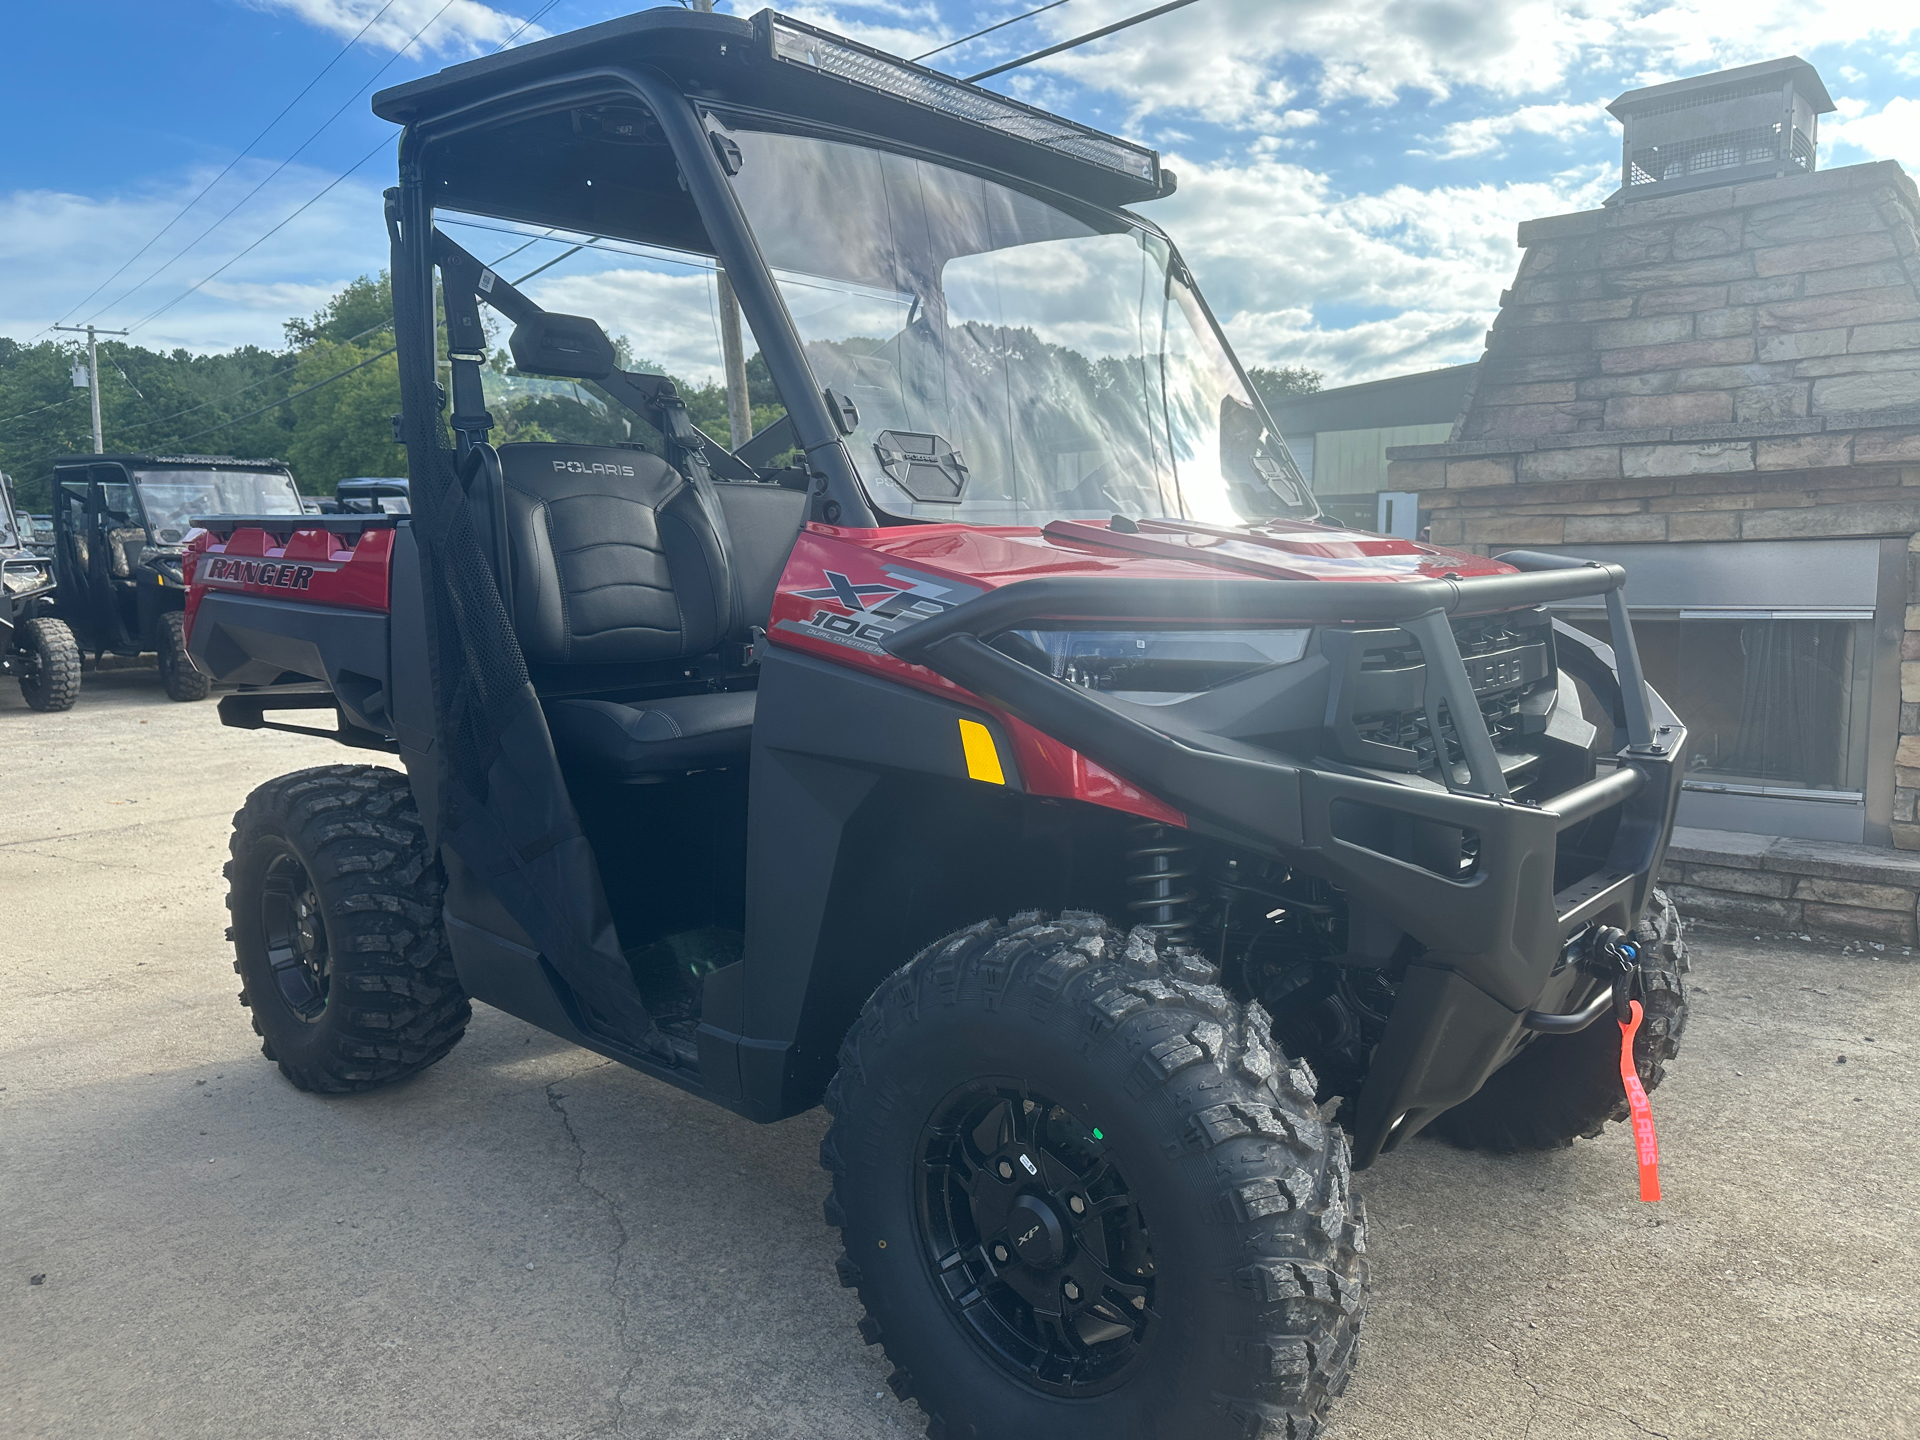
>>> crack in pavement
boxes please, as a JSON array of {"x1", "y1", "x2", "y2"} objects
[
  {"x1": 547, "y1": 1070, "x2": 642, "y2": 1440},
  {"x1": 1485, "y1": 1338, "x2": 1672, "y2": 1439}
]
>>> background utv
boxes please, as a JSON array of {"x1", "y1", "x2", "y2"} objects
[
  {"x1": 181, "y1": 10, "x2": 1691, "y2": 1437},
  {"x1": 50, "y1": 453, "x2": 304, "y2": 700}
]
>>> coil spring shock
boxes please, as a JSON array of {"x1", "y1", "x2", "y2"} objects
[{"x1": 1125, "y1": 822, "x2": 1198, "y2": 947}]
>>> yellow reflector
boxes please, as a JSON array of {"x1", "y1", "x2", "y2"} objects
[{"x1": 958, "y1": 718, "x2": 1005, "y2": 785}]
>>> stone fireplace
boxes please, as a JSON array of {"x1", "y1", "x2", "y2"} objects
[{"x1": 1384, "y1": 59, "x2": 1920, "y2": 858}]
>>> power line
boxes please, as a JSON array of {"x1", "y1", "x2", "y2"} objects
[
  {"x1": 0, "y1": 393, "x2": 85, "y2": 430},
  {"x1": 124, "y1": 230, "x2": 564, "y2": 441},
  {"x1": 119, "y1": 316, "x2": 397, "y2": 435},
  {"x1": 124, "y1": 138, "x2": 396, "y2": 337},
  {"x1": 915, "y1": 1, "x2": 1073, "y2": 62},
  {"x1": 37, "y1": 0, "x2": 404, "y2": 338},
  {"x1": 172, "y1": 345, "x2": 398, "y2": 445},
  {"x1": 90, "y1": 0, "x2": 461, "y2": 330},
  {"x1": 499, "y1": 0, "x2": 564, "y2": 49},
  {"x1": 106, "y1": 0, "x2": 565, "y2": 341},
  {"x1": 122, "y1": 228, "x2": 546, "y2": 436},
  {"x1": 966, "y1": 0, "x2": 1206, "y2": 82}
]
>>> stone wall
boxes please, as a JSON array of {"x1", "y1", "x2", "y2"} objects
[
  {"x1": 1660, "y1": 825, "x2": 1920, "y2": 946},
  {"x1": 1450, "y1": 160, "x2": 1920, "y2": 439}
]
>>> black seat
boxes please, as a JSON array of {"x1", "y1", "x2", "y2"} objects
[
  {"x1": 544, "y1": 691, "x2": 756, "y2": 774},
  {"x1": 495, "y1": 442, "x2": 801, "y2": 778}
]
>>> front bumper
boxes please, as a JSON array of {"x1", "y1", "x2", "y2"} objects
[{"x1": 883, "y1": 549, "x2": 1687, "y2": 1167}]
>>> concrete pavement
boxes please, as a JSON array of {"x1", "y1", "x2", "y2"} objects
[{"x1": 3, "y1": 666, "x2": 1917, "y2": 1439}]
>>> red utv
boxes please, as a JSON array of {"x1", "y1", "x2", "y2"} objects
[{"x1": 183, "y1": 11, "x2": 1689, "y2": 1436}]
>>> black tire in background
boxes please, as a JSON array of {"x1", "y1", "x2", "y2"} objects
[
  {"x1": 226, "y1": 765, "x2": 469, "y2": 1093},
  {"x1": 822, "y1": 913, "x2": 1368, "y2": 1440},
  {"x1": 158, "y1": 609, "x2": 211, "y2": 701},
  {"x1": 1429, "y1": 889, "x2": 1689, "y2": 1154},
  {"x1": 16, "y1": 616, "x2": 81, "y2": 712}
]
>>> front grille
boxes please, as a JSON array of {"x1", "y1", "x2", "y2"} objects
[{"x1": 1330, "y1": 611, "x2": 1556, "y2": 777}]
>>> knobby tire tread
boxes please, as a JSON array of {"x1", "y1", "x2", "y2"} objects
[
  {"x1": 226, "y1": 764, "x2": 469, "y2": 1092},
  {"x1": 17, "y1": 616, "x2": 81, "y2": 711},
  {"x1": 822, "y1": 912, "x2": 1368, "y2": 1440}
]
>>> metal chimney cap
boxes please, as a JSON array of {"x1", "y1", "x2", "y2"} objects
[{"x1": 1608, "y1": 55, "x2": 1834, "y2": 121}]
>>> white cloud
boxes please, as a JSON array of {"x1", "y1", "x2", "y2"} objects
[
  {"x1": 1425, "y1": 100, "x2": 1607, "y2": 159},
  {"x1": 1825, "y1": 96, "x2": 1920, "y2": 170},
  {"x1": 938, "y1": 0, "x2": 1920, "y2": 130},
  {"x1": 526, "y1": 266, "x2": 735, "y2": 387},
  {"x1": 1154, "y1": 154, "x2": 1613, "y2": 384},
  {"x1": 0, "y1": 164, "x2": 391, "y2": 352},
  {"x1": 247, "y1": 0, "x2": 549, "y2": 57}
]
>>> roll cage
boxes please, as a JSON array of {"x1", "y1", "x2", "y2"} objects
[{"x1": 376, "y1": 7, "x2": 1297, "y2": 532}]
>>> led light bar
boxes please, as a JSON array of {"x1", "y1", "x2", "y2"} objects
[{"x1": 762, "y1": 13, "x2": 1160, "y2": 186}]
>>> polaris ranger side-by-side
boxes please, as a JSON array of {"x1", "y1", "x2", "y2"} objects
[
  {"x1": 183, "y1": 11, "x2": 1689, "y2": 1435},
  {"x1": 51, "y1": 453, "x2": 305, "y2": 700}
]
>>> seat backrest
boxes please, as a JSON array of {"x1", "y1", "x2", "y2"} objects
[{"x1": 499, "y1": 443, "x2": 732, "y2": 668}]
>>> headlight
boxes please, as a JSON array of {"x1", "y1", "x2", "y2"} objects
[
  {"x1": 3, "y1": 562, "x2": 51, "y2": 596},
  {"x1": 997, "y1": 628, "x2": 1312, "y2": 705}
]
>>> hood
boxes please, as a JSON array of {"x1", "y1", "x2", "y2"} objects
[
  {"x1": 1039, "y1": 517, "x2": 1515, "y2": 583},
  {"x1": 821, "y1": 516, "x2": 1515, "y2": 591}
]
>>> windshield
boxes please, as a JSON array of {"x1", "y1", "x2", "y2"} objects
[
  {"x1": 133, "y1": 469, "x2": 302, "y2": 542},
  {"x1": 725, "y1": 126, "x2": 1311, "y2": 526}
]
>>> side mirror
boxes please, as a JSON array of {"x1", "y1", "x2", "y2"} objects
[{"x1": 508, "y1": 312, "x2": 617, "y2": 381}]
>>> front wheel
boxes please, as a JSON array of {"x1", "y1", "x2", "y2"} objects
[
  {"x1": 822, "y1": 914, "x2": 1367, "y2": 1440},
  {"x1": 158, "y1": 609, "x2": 210, "y2": 701},
  {"x1": 16, "y1": 616, "x2": 81, "y2": 711},
  {"x1": 226, "y1": 765, "x2": 469, "y2": 1092}
]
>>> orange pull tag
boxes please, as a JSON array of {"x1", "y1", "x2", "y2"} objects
[{"x1": 1618, "y1": 999, "x2": 1661, "y2": 1202}]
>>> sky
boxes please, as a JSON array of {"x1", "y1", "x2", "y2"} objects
[{"x1": 3, "y1": 0, "x2": 1919, "y2": 387}]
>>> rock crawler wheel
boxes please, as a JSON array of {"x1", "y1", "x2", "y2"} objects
[
  {"x1": 227, "y1": 765, "x2": 469, "y2": 1093},
  {"x1": 917, "y1": 1080, "x2": 1158, "y2": 1396},
  {"x1": 258, "y1": 844, "x2": 332, "y2": 1023},
  {"x1": 822, "y1": 912, "x2": 1367, "y2": 1440}
]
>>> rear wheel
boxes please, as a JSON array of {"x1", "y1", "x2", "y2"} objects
[
  {"x1": 822, "y1": 913, "x2": 1368, "y2": 1440},
  {"x1": 226, "y1": 765, "x2": 469, "y2": 1092},
  {"x1": 158, "y1": 609, "x2": 210, "y2": 700},
  {"x1": 1429, "y1": 890, "x2": 1689, "y2": 1153},
  {"x1": 16, "y1": 616, "x2": 81, "y2": 712}
]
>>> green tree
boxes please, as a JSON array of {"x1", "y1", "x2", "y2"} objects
[
  {"x1": 1247, "y1": 365, "x2": 1322, "y2": 411},
  {"x1": 286, "y1": 274, "x2": 393, "y2": 349},
  {"x1": 284, "y1": 336, "x2": 405, "y2": 491}
]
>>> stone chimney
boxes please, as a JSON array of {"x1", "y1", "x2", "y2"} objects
[
  {"x1": 1607, "y1": 56, "x2": 1834, "y2": 206},
  {"x1": 1382, "y1": 59, "x2": 1920, "y2": 851},
  {"x1": 1451, "y1": 157, "x2": 1920, "y2": 443}
]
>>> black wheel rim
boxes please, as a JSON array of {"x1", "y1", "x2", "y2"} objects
[
  {"x1": 916, "y1": 1080, "x2": 1158, "y2": 1397},
  {"x1": 260, "y1": 845, "x2": 331, "y2": 1023}
]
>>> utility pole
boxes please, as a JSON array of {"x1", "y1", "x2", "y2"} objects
[
  {"x1": 53, "y1": 324, "x2": 128, "y2": 454},
  {"x1": 691, "y1": 0, "x2": 754, "y2": 448}
]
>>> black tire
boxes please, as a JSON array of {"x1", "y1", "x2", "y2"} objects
[
  {"x1": 226, "y1": 765, "x2": 469, "y2": 1093},
  {"x1": 158, "y1": 609, "x2": 210, "y2": 701},
  {"x1": 16, "y1": 616, "x2": 81, "y2": 711},
  {"x1": 1429, "y1": 889, "x2": 1689, "y2": 1153},
  {"x1": 822, "y1": 912, "x2": 1367, "y2": 1440}
]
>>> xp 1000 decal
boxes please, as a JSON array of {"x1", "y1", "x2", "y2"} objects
[{"x1": 777, "y1": 565, "x2": 982, "y2": 657}]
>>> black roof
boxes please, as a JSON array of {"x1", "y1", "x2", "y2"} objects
[
  {"x1": 1265, "y1": 363, "x2": 1477, "y2": 436},
  {"x1": 372, "y1": 7, "x2": 1170, "y2": 208}
]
